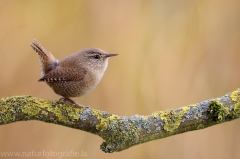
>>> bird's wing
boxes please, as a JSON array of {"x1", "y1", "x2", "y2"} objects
[{"x1": 38, "y1": 66, "x2": 87, "y2": 82}]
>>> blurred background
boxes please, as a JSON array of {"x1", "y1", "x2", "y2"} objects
[{"x1": 0, "y1": 0, "x2": 240, "y2": 158}]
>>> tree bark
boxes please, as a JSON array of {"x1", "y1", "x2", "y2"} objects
[{"x1": 1, "y1": 89, "x2": 240, "y2": 153}]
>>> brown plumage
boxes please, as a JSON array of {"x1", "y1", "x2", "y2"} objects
[{"x1": 30, "y1": 39, "x2": 117, "y2": 107}]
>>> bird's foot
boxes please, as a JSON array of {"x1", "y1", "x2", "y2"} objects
[{"x1": 59, "y1": 97, "x2": 88, "y2": 108}]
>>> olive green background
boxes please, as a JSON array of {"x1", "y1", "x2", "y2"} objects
[{"x1": 0, "y1": 0, "x2": 240, "y2": 159}]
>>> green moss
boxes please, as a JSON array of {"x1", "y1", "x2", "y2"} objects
[
  {"x1": 41, "y1": 110, "x2": 48, "y2": 116},
  {"x1": 46, "y1": 103, "x2": 82, "y2": 123},
  {"x1": 95, "y1": 113, "x2": 121, "y2": 132},
  {"x1": 0, "y1": 100, "x2": 15, "y2": 123},
  {"x1": 189, "y1": 104, "x2": 197, "y2": 108},
  {"x1": 152, "y1": 106, "x2": 190, "y2": 132},
  {"x1": 93, "y1": 110, "x2": 142, "y2": 152},
  {"x1": 230, "y1": 89, "x2": 240, "y2": 102},
  {"x1": 234, "y1": 102, "x2": 240, "y2": 113},
  {"x1": 0, "y1": 96, "x2": 38, "y2": 122},
  {"x1": 22, "y1": 105, "x2": 41, "y2": 116},
  {"x1": 54, "y1": 106, "x2": 67, "y2": 122},
  {"x1": 68, "y1": 108, "x2": 82, "y2": 120},
  {"x1": 160, "y1": 110, "x2": 181, "y2": 132},
  {"x1": 152, "y1": 111, "x2": 161, "y2": 118},
  {"x1": 181, "y1": 106, "x2": 190, "y2": 114},
  {"x1": 92, "y1": 110, "x2": 104, "y2": 126},
  {"x1": 196, "y1": 124, "x2": 204, "y2": 129},
  {"x1": 0, "y1": 96, "x2": 83, "y2": 124},
  {"x1": 208, "y1": 100, "x2": 230, "y2": 121},
  {"x1": 96, "y1": 117, "x2": 109, "y2": 131},
  {"x1": 93, "y1": 110, "x2": 111, "y2": 132}
]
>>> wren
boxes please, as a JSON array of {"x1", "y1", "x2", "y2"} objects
[{"x1": 30, "y1": 39, "x2": 117, "y2": 107}]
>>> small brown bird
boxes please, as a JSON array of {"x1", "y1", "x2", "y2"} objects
[{"x1": 30, "y1": 39, "x2": 117, "y2": 107}]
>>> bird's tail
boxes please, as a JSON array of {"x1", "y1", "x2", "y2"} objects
[{"x1": 30, "y1": 39, "x2": 58, "y2": 76}]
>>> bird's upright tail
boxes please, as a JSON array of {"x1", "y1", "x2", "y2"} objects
[{"x1": 30, "y1": 39, "x2": 58, "y2": 76}]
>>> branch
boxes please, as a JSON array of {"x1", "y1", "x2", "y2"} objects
[{"x1": 1, "y1": 89, "x2": 240, "y2": 153}]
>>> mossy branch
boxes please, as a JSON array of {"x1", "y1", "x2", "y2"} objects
[{"x1": 1, "y1": 89, "x2": 240, "y2": 153}]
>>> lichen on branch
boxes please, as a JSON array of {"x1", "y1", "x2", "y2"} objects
[{"x1": 1, "y1": 89, "x2": 240, "y2": 153}]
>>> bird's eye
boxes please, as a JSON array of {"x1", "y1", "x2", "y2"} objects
[{"x1": 93, "y1": 55, "x2": 100, "y2": 59}]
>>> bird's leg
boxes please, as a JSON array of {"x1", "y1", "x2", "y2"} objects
[{"x1": 59, "y1": 97, "x2": 86, "y2": 108}]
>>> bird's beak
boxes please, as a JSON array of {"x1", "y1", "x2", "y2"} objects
[{"x1": 106, "y1": 53, "x2": 118, "y2": 57}]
